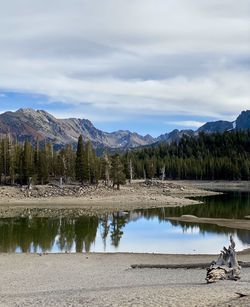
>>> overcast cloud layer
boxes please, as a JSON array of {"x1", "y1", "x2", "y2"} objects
[{"x1": 0, "y1": 0, "x2": 249, "y2": 133}]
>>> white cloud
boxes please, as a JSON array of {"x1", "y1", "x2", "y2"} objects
[
  {"x1": 0, "y1": 0, "x2": 249, "y2": 121},
  {"x1": 170, "y1": 121, "x2": 205, "y2": 128}
]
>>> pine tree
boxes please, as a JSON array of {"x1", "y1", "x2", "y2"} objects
[
  {"x1": 75, "y1": 135, "x2": 85, "y2": 183},
  {"x1": 21, "y1": 140, "x2": 33, "y2": 184},
  {"x1": 37, "y1": 149, "x2": 49, "y2": 184},
  {"x1": 110, "y1": 154, "x2": 126, "y2": 190}
]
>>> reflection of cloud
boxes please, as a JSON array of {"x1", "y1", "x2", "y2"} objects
[{"x1": 0, "y1": 0, "x2": 249, "y2": 122}]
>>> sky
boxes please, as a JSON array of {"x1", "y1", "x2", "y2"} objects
[{"x1": 0, "y1": 0, "x2": 249, "y2": 136}]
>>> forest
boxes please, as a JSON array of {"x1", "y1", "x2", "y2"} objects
[
  {"x1": 0, "y1": 130, "x2": 250, "y2": 186},
  {"x1": 125, "y1": 130, "x2": 250, "y2": 181}
]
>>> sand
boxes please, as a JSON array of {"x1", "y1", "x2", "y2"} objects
[{"x1": 0, "y1": 253, "x2": 250, "y2": 307}]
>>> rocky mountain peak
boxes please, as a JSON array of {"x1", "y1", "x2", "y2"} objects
[
  {"x1": 197, "y1": 120, "x2": 233, "y2": 133},
  {"x1": 0, "y1": 108, "x2": 156, "y2": 149},
  {"x1": 236, "y1": 110, "x2": 250, "y2": 130}
]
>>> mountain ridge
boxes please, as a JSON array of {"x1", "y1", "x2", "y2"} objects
[{"x1": 0, "y1": 108, "x2": 249, "y2": 149}]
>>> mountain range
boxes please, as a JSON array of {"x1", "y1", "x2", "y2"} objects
[{"x1": 0, "y1": 108, "x2": 249, "y2": 150}]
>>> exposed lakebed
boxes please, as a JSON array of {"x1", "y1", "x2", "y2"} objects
[{"x1": 0, "y1": 192, "x2": 250, "y2": 254}]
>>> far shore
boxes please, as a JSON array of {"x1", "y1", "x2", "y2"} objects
[{"x1": 0, "y1": 180, "x2": 220, "y2": 218}]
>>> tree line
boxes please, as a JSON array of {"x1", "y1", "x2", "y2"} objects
[
  {"x1": 124, "y1": 130, "x2": 250, "y2": 180},
  {"x1": 0, "y1": 135, "x2": 125, "y2": 188},
  {"x1": 1, "y1": 130, "x2": 250, "y2": 185}
]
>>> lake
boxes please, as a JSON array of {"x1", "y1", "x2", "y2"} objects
[{"x1": 0, "y1": 192, "x2": 250, "y2": 254}]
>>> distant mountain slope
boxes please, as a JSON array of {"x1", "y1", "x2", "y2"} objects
[
  {"x1": 157, "y1": 129, "x2": 194, "y2": 143},
  {"x1": 0, "y1": 108, "x2": 249, "y2": 149},
  {"x1": 157, "y1": 110, "x2": 250, "y2": 143},
  {"x1": 0, "y1": 108, "x2": 156, "y2": 149},
  {"x1": 197, "y1": 120, "x2": 233, "y2": 133},
  {"x1": 236, "y1": 110, "x2": 250, "y2": 130}
]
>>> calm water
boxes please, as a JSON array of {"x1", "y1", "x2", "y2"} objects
[{"x1": 1, "y1": 192, "x2": 250, "y2": 254}]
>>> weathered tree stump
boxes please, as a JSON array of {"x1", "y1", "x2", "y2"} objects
[{"x1": 206, "y1": 235, "x2": 241, "y2": 283}]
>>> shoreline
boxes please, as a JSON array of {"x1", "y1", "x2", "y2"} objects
[{"x1": 0, "y1": 180, "x2": 219, "y2": 218}]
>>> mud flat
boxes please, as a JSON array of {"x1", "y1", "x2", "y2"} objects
[{"x1": 0, "y1": 252, "x2": 250, "y2": 307}]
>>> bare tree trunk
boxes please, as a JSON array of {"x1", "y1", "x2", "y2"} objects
[
  {"x1": 104, "y1": 154, "x2": 110, "y2": 186},
  {"x1": 206, "y1": 235, "x2": 241, "y2": 283},
  {"x1": 129, "y1": 159, "x2": 133, "y2": 183},
  {"x1": 161, "y1": 165, "x2": 165, "y2": 181},
  {"x1": 27, "y1": 177, "x2": 32, "y2": 190}
]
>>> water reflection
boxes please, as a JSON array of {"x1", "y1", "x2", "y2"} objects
[
  {"x1": 0, "y1": 192, "x2": 250, "y2": 254},
  {"x1": 165, "y1": 192, "x2": 250, "y2": 219}
]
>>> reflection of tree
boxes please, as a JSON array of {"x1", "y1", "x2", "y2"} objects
[
  {"x1": 31, "y1": 218, "x2": 58, "y2": 252},
  {"x1": 110, "y1": 213, "x2": 126, "y2": 248},
  {"x1": 57, "y1": 218, "x2": 75, "y2": 252},
  {"x1": 237, "y1": 230, "x2": 250, "y2": 244},
  {"x1": 134, "y1": 192, "x2": 250, "y2": 221},
  {"x1": 75, "y1": 216, "x2": 98, "y2": 252},
  {"x1": 168, "y1": 220, "x2": 234, "y2": 235},
  {"x1": 0, "y1": 216, "x2": 99, "y2": 253},
  {"x1": 100, "y1": 214, "x2": 110, "y2": 251},
  {"x1": 0, "y1": 218, "x2": 59, "y2": 253}
]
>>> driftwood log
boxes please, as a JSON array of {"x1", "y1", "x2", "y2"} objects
[
  {"x1": 131, "y1": 261, "x2": 250, "y2": 270},
  {"x1": 206, "y1": 235, "x2": 241, "y2": 283}
]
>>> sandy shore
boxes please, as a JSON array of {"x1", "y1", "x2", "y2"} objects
[
  {"x1": 0, "y1": 180, "x2": 219, "y2": 217},
  {"x1": 0, "y1": 253, "x2": 250, "y2": 307}
]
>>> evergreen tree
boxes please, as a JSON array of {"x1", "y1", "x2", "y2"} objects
[
  {"x1": 75, "y1": 135, "x2": 85, "y2": 183},
  {"x1": 37, "y1": 149, "x2": 49, "y2": 184},
  {"x1": 21, "y1": 140, "x2": 33, "y2": 184},
  {"x1": 110, "y1": 154, "x2": 126, "y2": 190}
]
